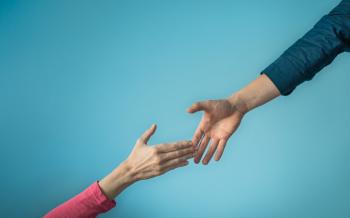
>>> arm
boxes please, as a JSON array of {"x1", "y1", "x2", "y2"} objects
[
  {"x1": 263, "y1": 0, "x2": 350, "y2": 95},
  {"x1": 188, "y1": 0, "x2": 350, "y2": 165},
  {"x1": 45, "y1": 124, "x2": 194, "y2": 218}
]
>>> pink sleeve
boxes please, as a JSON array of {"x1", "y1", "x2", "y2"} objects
[{"x1": 44, "y1": 182, "x2": 116, "y2": 218}]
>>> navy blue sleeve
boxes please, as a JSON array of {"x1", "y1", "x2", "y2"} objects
[{"x1": 262, "y1": 0, "x2": 350, "y2": 95}]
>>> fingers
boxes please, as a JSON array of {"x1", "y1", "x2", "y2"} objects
[
  {"x1": 149, "y1": 150, "x2": 193, "y2": 178},
  {"x1": 137, "y1": 146, "x2": 193, "y2": 180},
  {"x1": 160, "y1": 147, "x2": 195, "y2": 162},
  {"x1": 215, "y1": 139, "x2": 227, "y2": 161},
  {"x1": 187, "y1": 101, "x2": 209, "y2": 113},
  {"x1": 140, "y1": 124, "x2": 157, "y2": 144},
  {"x1": 159, "y1": 160, "x2": 189, "y2": 175},
  {"x1": 202, "y1": 139, "x2": 219, "y2": 165},
  {"x1": 161, "y1": 156, "x2": 191, "y2": 171},
  {"x1": 156, "y1": 140, "x2": 193, "y2": 153},
  {"x1": 194, "y1": 135, "x2": 209, "y2": 164},
  {"x1": 192, "y1": 126, "x2": 203, "y2": 148}
]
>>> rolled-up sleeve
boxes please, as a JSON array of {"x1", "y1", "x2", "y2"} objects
[{"x1": 262, "y1": 0, "x2": 350, "y2": 95}]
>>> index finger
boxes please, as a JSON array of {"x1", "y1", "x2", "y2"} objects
[{"x1": 156, "y1": 141, "x2": 193, "y2": 153}]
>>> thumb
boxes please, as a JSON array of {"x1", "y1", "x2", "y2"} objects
[
  {"x1": 139, "y1": 124, "x2": 157, "y2": 144},
  {"x1": 187, "y1": 101, "x2": 208, "y2": 113}
]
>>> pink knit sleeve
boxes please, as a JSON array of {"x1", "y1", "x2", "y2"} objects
[{"x1": 44, "y1": 182, "x2": 116, "y2": 218}]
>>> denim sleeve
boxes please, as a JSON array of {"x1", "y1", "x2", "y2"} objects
[{"x1": 262, "y1": 0, "x2": 350, "y2": 95}]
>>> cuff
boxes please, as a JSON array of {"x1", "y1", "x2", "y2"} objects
[
  {"x1": 89, "y1": 181, "x2": 116, "y2": 212},
  {"x1": 261, "y1": 59, "x2": 300, "y2": 96}
]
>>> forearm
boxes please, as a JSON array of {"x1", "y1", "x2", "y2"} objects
[
  {"x1": 228, "y1": 74, "x2": 280, "y2": 114},
  {"x1": 99, "y1": 161, "x2": 136, "y2": 200}
]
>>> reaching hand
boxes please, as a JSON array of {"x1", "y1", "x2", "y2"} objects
[
  {"x1": 187, "y1": 75, "x2": 280, "y2": 165},
  {"x1": 187, "y1": 98, "x2": 246, "y2": 165},
  {"x1": 126, "y1": 124, "x2": 195, "y2": 180},
  {"x1": 99, "y1": 124, "x2": 195, "y2": 200}
]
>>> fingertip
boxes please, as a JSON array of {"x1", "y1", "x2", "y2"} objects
[
  {"x1": 151, "y1": 123, "x2": 157, "y2": 130},
  {"x1": 187, "y1": 102, "x2": 202, "y2": 113},
  {"x1": 147, "y1": 124, "x2": 157, "y2": 135},
  {"x1": 188, "y1": 109, "x2": 197, "y2": 114},
  {"x1": 215, "y1": 154, "x2": 221, "y2": 161},
  {"x1": 141, "y1": 124, "x2": 157, "y2": 144}
]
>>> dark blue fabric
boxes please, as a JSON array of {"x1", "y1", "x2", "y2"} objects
[{"x1": 262, "y1": 0, "x2": 350, "y2": 95}]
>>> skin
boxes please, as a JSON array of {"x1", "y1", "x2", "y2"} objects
[
  {"x1": 98, "y1": 124, "x2": 195, "y2": 200},
  {"x1": 187, "y1": 74, "x2": 280, "y2": 165}
]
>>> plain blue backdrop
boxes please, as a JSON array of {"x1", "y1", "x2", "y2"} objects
[{"x1": 1, "y1": 0, "x2": 349, "y2": 217}]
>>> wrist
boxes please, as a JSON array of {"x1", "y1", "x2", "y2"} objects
[
  {"x1": 99, "y1": 161, "x2": 135, "y2": 200},
  {"x1": 112, "y1": 161, "x2": 136, "y2": 184},
  {"x1": 227, "y1": 92, "x2": 250, "y2": 115}
]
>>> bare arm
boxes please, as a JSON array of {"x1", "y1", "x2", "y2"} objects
[{"x1": 231, "y1": 74, "x2": 280, "y2": 113}]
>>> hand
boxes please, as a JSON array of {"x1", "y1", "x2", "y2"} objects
[
  {"x1": 99, "y1": 124, "x2": 194, "y2": 199},
  {"x1": 187, "y1": 97, "x2": 247, "y2": 165},
  {"x1": 187, "y1": 75, "x2": 280, "y2": 165},
  {"x1": 126, "y1": 124, "x2": 194, "y2": 180}
]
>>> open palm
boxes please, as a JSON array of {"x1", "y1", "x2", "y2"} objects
[{"x1": 187, "y1": 99, "x2": 245, "y2": 164}]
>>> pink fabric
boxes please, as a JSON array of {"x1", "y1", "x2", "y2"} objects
[{"x1": 45, "y1": 182, "x2": 116, "y2": 218}]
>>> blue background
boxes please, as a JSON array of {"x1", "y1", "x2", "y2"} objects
[{"x1": 1, "y1": 0, "x2": 349, "y2": 217}]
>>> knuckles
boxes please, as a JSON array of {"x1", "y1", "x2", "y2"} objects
[
  {"x1": 150, "y1": 148, "x2": 163, "y2": 165},
  {"x1": 151, "y1": 147, "x2": 160, "y2": 155},
  {"x1": 152, "y1": 165, "x2": 162, "y2": 175},
  {"x1": 154, "y1": 156, "x2": 161, "y2": 164}
]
